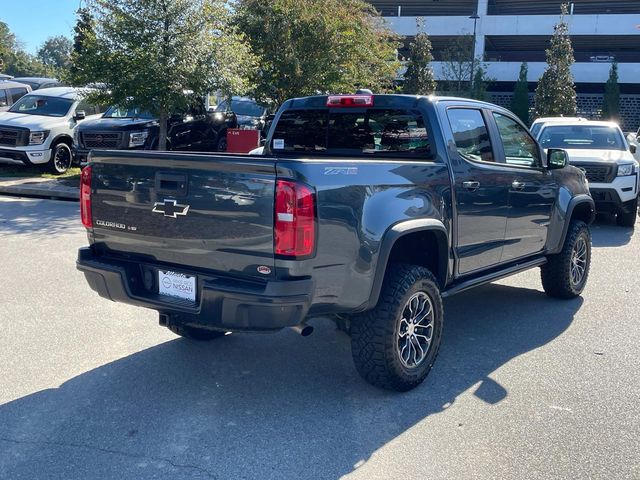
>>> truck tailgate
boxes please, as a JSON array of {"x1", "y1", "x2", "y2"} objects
[{"x1": 89, "y1": 151, "x2": 276, "y2": 279}]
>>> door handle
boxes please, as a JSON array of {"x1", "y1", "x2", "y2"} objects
[
  {"x1": 462, "y1": 181, "x2": 480, "y2": 191},
  {"x1": 511, "y1": 180, "x2": 526, "y2": 191}
]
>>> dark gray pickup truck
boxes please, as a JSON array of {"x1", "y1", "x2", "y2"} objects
[{"x1": 77, "y1": 94, "x2": 595, "y2": 391}]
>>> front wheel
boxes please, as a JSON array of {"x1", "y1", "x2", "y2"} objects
[
  {"x1": 216, "y1": 133, "x2": 227, "y2": 152},
  {"x1": 350, "y1": 264, "x2": 443, "y2": 392},
  {"x1": 616, "y1": 197, "x2": 638, "y2": 227},
  {"x1": 541, "y1": 220, "x2": 591, "y2": 298},
  {"x1": 47, "y1": 142, "x2": 73, "y2": 174}
]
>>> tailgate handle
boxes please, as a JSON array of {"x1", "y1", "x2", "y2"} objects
[{"x1": 156, "y1": 173, "x2": 188, "y2": 195}]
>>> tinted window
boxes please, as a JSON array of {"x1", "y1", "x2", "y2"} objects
[
  {"x1": 539, "y1": 125, "x2": 625, "y2": 151},
  {"x1": 216, "y1": 99, "x2": 265, "y2": 117},
  {"x1": 8, "y1": 95, "x2": 74, "y2": 117},
  {"x1": 446, "y1": 108, "x2": 494, "y2": 162},
  {"x1": 493, "y1": 113, "x2": 540, "y2": 167},
  {"x1": 0, "y1": 90, "x2": 7, "y2": 107},
  {"x1": 9, "y1": 87, "x2": 28, "y2": 103},
  {"x1": 272, "y1": 109, "x2": 432, "y2": 158},
  {"x1": 76, "y1": 100, "x2": 101, "y2": 116},
  {"x1": 530, "y1": 123, "x2": 542, "y2": 137},
  {"x1": 103, "y1": 105, "x2": 155, "y2": 119}
]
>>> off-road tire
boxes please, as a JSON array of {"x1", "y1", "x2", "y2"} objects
[
  {"x1": 168, "y1": 323, "x2": 226, "y2": 341},
  {"x1": 616, "y1": 197, "x2": 638, "y2": 227},
  {"x1": 47, "y1": 142, "x2": 73, "y2": 174},
  {"x1": 350, "y1": 264, "x2": 443, "y2": 392},
  {"x1": 216, "y1": 133, "x2": 227, "y2": 152},
  {"x1": 541, "y1": 220, "x2": 591, "y2": 299}
]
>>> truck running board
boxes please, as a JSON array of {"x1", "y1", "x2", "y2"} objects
[{"x1": 442, "y1": 257, "x2": 548, "y2": 298}]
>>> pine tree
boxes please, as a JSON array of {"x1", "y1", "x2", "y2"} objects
[
  {"x1": 402, "y1": 18, "x2": 436, "y2": 95},
  {"x1": 602, "y1": 61, "x2": 620, "y2": 121},
  {"x1": 534, "y1": 3, "x2": 577, "y2": 117},
  {"x1": 469, "y1": 64, "x2": 490, "y2": 101},
  {"x1": 511, "y1": 62, "x2": 530, "y2": 123}
]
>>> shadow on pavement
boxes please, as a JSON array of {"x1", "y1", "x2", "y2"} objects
[
  {"x1": 591, "y1": 213, "x2": 635, "y2": 248},
  {"x1": 0, "y1": 283, "x2": 582, "y2": 479},
  {"x1": 0, "y1": 198, "x2": 78, "y2": 236}
]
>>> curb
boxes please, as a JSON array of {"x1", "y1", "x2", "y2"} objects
[{"x1": 0, "y1": 183, "x2": 79, "y2": 201}]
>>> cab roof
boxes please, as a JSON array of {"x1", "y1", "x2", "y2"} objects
[{"x1": 23, "y1": 86, "x2": 87, "y2": 100}]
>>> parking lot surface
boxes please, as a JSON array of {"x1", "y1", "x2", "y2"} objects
[{"x1": 0, "y1": 197, "x2": 638, "y2": 480}]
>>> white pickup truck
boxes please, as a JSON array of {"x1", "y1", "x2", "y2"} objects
[
  {"x1": 536, "y1": 120, "x2": 639, "y2": 226},
  {"x1": 0, "y1": 87, "x2": 104, "y2": 174}
]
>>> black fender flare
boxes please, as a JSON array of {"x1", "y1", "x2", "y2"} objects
[
  {"x1": 549, "y1": 194, "x2": 595, "y2": 254},
  {"x1": 366, "y1": 219, "x2": 449, "y2": 310}
]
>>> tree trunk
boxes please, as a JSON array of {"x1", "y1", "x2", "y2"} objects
[{"x1": 158, "y1": 111, "x2": 168, "y2": 150}]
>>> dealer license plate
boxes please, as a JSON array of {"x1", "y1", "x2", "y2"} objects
[{"x1": 158, "y1": 270, "x2": 196, "y2": 302}]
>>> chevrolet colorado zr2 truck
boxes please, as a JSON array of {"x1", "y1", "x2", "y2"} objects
[{"x1": 77, "y1": 94, "x2": 595, "y2": 392}]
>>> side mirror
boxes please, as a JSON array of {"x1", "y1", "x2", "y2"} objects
[
  {"x1": 74, "y1": 110, "x2": 86, "y2": 121},
  {"x1": 631, "y1": 144, "x2": 637, "y2": 154},
  {"x1": 547, "y1": 148, "x2": 568, "y2": 169}
]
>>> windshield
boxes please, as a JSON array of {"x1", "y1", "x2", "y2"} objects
[
  {"x1": 540, "y1": 125, "x2": 625, "y2": 150},
  {"x1": 103, "y1": 106, "x2": 155, "y2": 119},
  {"x1": 216, "y1": 99, "x2": 264, "y2": 117},
  {"x1": 9, "y1": 95, "x2": 74, "y2": 117}
]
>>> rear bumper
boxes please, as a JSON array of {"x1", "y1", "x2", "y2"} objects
[{"x1": 76, "y1": 247, "x2": 314, "y2": 332}]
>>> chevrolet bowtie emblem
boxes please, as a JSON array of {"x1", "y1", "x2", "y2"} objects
[{"x1": 152, "y1": 199, "x2": 190, "y2": 218}]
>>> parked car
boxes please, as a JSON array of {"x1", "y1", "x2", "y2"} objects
[
  {"x1": 74, "y1": 102, "x2": 237, "y2": 163},
  {"x1": 0, "y1": 87, "x2": 105, "y2": 173},
  {"x1": 536, "y1": 120, "x2": 638, "y2": 226},
  {"x1": 77, "y1": 93, "x2": 595, "y2": 392},
  {"x1": 0, "y1": 80, "x2": 31, "y2": 112},
  {"x1": 627, "y1": 128, "x2": 640, "y2": 162},
  {"x1": 0, "y1": 74, "x2": 13, "y2": 80},
  {"x1": 215, "y1": 96, "x2": 267, "y2": 130},
  {"x1": 12, "y1": 77, "x2": 63, "y2": 91},
  {"x1": 530, "y1": 116, "x2": 587, "y2": 137}
]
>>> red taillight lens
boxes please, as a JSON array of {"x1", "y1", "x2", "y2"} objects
[
  {"x1": 327, "y1": 95, "x2": 374, "y2": 107},
  {"x1": 80, "y1": 166, "x2": 92, "y2": 228},
  {"x1": 274, "y1": 180, "x2": 316, "y2": 258}
]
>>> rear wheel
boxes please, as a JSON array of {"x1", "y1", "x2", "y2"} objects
[
  {"x1": 616, "y1": 197, "x2": 638, "y2": 227},
  {"x1": 167, "y1": 323, "x2": 227, "y2": 341},
  {"x1": 47, "y1": 142, "x2": 73, "y2": 174},
  {"x1": 350, "y1": 264, "x2": 443, "y2": 392},
  {"x1": 216, "y1": 133, "x2": 227, "y2": 152},
  {"x1": 541, "y1": 220, "x2": 591, "y2": 298}
]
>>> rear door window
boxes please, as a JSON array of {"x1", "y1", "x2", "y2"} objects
[
  {"x1": 9, "y1": 87, "x2": 28, "y2": 103},
  {"x1": 446, "y1": 108, "x2": 494, "y2": 163},
  {"x1": 272, "y1": 108, "x2": 433, "y2": 159}
]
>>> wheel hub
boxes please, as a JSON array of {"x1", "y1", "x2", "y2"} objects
[{"x1": 397, "y1": 291, "x2": 434, "y2": 369}]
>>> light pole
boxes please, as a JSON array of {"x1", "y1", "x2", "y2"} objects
[{"x1": 469, "y1": 13, "x2": 480, "y2": 92}]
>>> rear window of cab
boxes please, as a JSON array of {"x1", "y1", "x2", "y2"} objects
[{"x1": 271, "y1": 108, "x2": 434, "y2": 159}]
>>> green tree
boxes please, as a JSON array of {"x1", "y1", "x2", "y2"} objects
[
  {"x1": 236, "y1": 0, "x2": 399, "y2": 107},
  {"x1": 534, "y1": 3, "x2": 577, "y2": 117},
  {"x1": 0, "y1": 21, "x2": 17, "y2": 72},
  {"x1": 0, "y1": 21, "x2": 50, "y2": 76},
  {"x1": 402, "y1": 18, "x2": 436, "y2": 95},
  {"x1": 511, "y1": 62, "x2": 530, "y2": 123},
  {"x1": 469, "y1": 64, "x2": 492, "y2": 101},
  {"x1": 602, "y1": 61, "x2": 620, "y2": 121},
  {"x1": 68, "y1": 0, "x2": 255, "y2": 150},
  {"x1": 439, "y1": 35, "x2": 474, "y2": 95},
  {"x1": 37, "y1": 35, "x2": 73, "y2": 74}
]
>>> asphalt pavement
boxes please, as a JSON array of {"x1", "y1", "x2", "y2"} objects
[{"x1": 0, "y1": 197, "x2": 638, "y2": 480}]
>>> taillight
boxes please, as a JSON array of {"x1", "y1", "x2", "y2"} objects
[
  {"x1": 274, "y1": 180, "x2": 316, "y2": 258},
  {"x1": 327, "y1": 95, "x2": 374, "y2": 107},
  {"x1": 80, "y1": 166, "x2": 92, "y2": 228}
]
